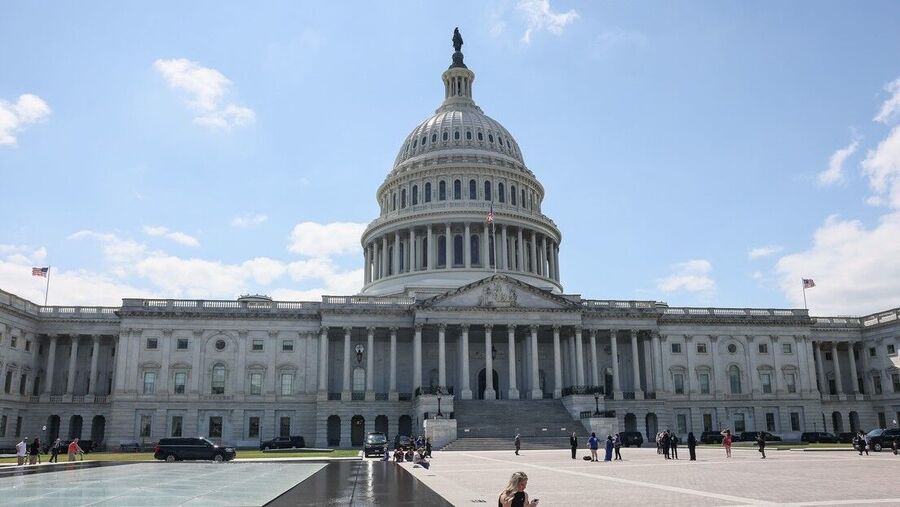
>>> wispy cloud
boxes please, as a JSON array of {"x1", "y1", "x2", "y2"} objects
[
  {"x1": 817, "y1": 138, "x2": 860, "y2": 186},
  {"x1": 231, "y1": 213, "x2": 268, "y2": 228},
  {"x1": 287, "y1": 222, "x2": 367, "y2": 257},
  {"x1": 153, "y1": 58, "x2": 255, "y2": 130},
  {"x1": 517, "y1": 0, "x2": 579, "y2": 44},
  {"x1": 656, "y1": 259, "x2": 716, "y2": 294},
  {"x1": 0, "y1": 94, "x2": 51, "y2": 146},
  {"x1": 748, "y1": 245, "x2": 783, "y2": 260},
  {"x1": 874, "y1": 77, "x2": 900, "y2": 124},
  {"x1": 142, "y1": 225, "x2": 200, "y2": 247}
]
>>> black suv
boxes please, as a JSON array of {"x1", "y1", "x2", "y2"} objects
[
  {"x1": 154, "y1": 437, "x2": 235, "y2": 462},
  {"x1": 865, "y1": 428, "x2": 900, "y2": 452},
  {"x1": 618, "y1": 432, "x2": 644, "y2": 447},
  {"x1": 800, "y1": 432, "x2": 839, "y2": 443},
  {"x1": 394, "y1": 434, "x2": 412, "y2": 450},
  {"x1": 739, "y1": 431, "x2": 782, "y2": 442},
  {"x1": 259, "y1": 436, "x2": 306, "y2": 450},
  {"x1": 364, "y1": 432, "x2": 388, "y2": 457},
  {"x1": 700, "y1": 432, "x2": 724, "y2": 444}
]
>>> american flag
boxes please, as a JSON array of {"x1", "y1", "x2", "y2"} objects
[
  {"x1": 486, "y1": 203, "x2": 494, "y2": 223},
  {"x1": 32, "y1": 267, "x2": 49, "y2": 277},
  {"x1": 802, "y1": 278, "x2": 816, "y2": 289}
]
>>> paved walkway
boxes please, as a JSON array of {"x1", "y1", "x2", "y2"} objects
[{"x1": 402, "y1": 447, "x2": 900, "y2": 505}]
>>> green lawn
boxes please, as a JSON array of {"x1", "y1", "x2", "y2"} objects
[{"x1": 0, "y1": 449, "x2": 359, "y2": 465}]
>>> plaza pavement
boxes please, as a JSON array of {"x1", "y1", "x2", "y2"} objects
[{"x1": 400, "y1": 447, "x2": 900, "y2": 505}]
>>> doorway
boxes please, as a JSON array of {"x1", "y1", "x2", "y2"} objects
[{"x1": 477, "y1": 368, "x2": 499, "y2": 399}]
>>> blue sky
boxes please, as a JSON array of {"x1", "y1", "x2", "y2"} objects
[{"x1": 2, "y1": 1, "x2": 900, "y2": 316}]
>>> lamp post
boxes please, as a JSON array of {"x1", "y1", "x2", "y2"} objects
[
  {"x1": 593, "y1": 393, "x2": 601, "y2": 416},
  {"x1": 436, "y1": 394, "x2": 443, "y2": 417}
]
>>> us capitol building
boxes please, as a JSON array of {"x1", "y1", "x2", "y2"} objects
[{"x1": 1, "y1": 33, "x2": 898, "y2": 450}]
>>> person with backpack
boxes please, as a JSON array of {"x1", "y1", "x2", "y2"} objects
[
  {"x1": 756, "y1": 432, "x2": 767, "y2": 459},
  {"x1": 588, "y1": 432, "x2": 599, "y2": 462},
  {"x1": 613, "y1": 433, "x2": 623, "y2": 460},
  {"x1": 49, "y1": 438, "x2": 62, "y2": 463}
]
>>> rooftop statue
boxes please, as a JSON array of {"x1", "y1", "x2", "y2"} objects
[{"x1": 452, "y1": 27, "x2": 463, "y2": 53}]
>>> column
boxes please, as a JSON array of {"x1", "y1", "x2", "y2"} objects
[
  {"x1": 342, "y1": 327, "x2": 352, "y2": 396},
  {"x1": 409, "y1": 229, "x2": 416, "y2": 271},
  {"x1": 389, "y1": 327, "x2": 397, "y2": 396},
  {"x1": 552, "y1": 326, "x2": 562, "y2": 398},
  {"x1": 575, "y1": 327, "x2": 585, "y2": 385},
  {"x1": 814, "y1": 342, "x2": 826, "y2": 394},
  {"x1": 161, "y1": 329, "x2": 172, "y2": 394},
  {"x1": 413, "y1": 324, "x2": 423, "y2": 391},
  {"x1": 529, "y1": 231, "x2": 538, "y2": 273},
  {"x1": 832, "y1": 342, "x2": 844, "y2": 394},
  {"x1": 553, "y1": 243, "x2": 560, "y2": 280},
  {"x1": 610, "y1": 329, "x2": 621, "y2": 398},
  {"x1": 366, "y1": 327, "x2": 375, "y2": 394},
  {"x1": 427, "y1": 225, "x2": 434, "y2": 270},
  {"x1": 630, "y1": 329, "x2": 642, "y2": 397},
  {"x1": 481, "y1": 227, "x2": 488, "y2": 267},
  {"x1": 795, "y1": 336, "x2": 810, "y2": 393},
  {"x1": 464, "y1": 223, "x2": 471, "y2": 268},
  {"x1": 484, "y1": 325, "x2": 495, "y2": 399},
  {"x1": 444, "y1": 223, "x2": 452, "y2": 269},
  {"x1": 460, "y1": 324, "x2": 472, "y2": 399},
  {"x1": 643, "y1": 339, "x2": 653, "y2": 393},
  {"x1": 710, "y1": 336, "x2": 721, "y2": 397},
  {"x1": 651, "y1": 331, "x2": 663, "y2": 392},
  {"x1": 364, "y1": 246, "x2": 370, "y2": 284},
  {"x1": 848, "y1": 342, "x2": 860, "y2": 394},
  {"x1": 806, "y1": 339, "x2": 820, "y2": 394},
  {"x1": 567, "y1": 333, "x2": 576, "y2": 386},
  {"x1": 393, "y1": 232, "x2": 400, "y2": 274},
  {"x1": 589, "y1": 329, "x2": 599, "y2": 386},
  {"x1": 770, "y1": 336, "x2": 782, "y2": 394},
  {"x1": 746, "y1": 336, "x2": 760, "y2": 394},
  {"x1": 45, "y1": 335, "x2": 59, "y2": 395},
  {"x1": 66, "y1": 334, "x2": 79, "y2": 395},
  {"x1": 540, "y1": 235, "x2": 548, "y2": 276},
  {"x1": 381, "y1": 236, "x2": 389, "y2": 277},
  {"x1": 318, "y1": 327, "x2": 328, "y2": 393},
  {"x1": 88, "y1": 335, "x2": 101, "y2": 395},
  {"x1": 530, "y1": 325, "x2": 541, "y2": 399},
  {"x1": 517, "y1": 228, "x2": 525, "y2": 272},
  {"x1": 507, "y1": 325, "x2": 518, "y2": 399},
  {"x1": 438, "y1": 324, "x2": 447, "y2": 387},
  {"x1": 685, "y1": 335, "x2": 695, "y2": 395},
  {"x1": 501, "y1": 225, "x2": 509, "y2": 270}
]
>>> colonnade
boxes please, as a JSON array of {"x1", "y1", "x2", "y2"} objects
[{"x1": 39, "y1": 334, "x2": 106, "y2": 396}]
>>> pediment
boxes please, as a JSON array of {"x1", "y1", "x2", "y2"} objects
[{"x1": 420, "y1": 275, "x2": 579, "y2": 310}]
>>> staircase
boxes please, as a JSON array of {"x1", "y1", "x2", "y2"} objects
[{"x1": 444, "y1": 399, "x2": 584, "y2": 451}]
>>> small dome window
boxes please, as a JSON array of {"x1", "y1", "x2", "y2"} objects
[
  {"x1": 421, "y1": 136, "x2": 427, "y2": 146},
  {"x1": 498, "y1": 136, "x2": 504, "y2": 146},
  {"x1": 413, "y1": 139, "x2": 417, "y2": 148},
  {"x1": 454, "y1": 131, "x2": 460, "y2": 140},
  {"x1": 488, "y1": 134, "x2": 494, "y2": 143},
  {"x1": 442, "y1": 131, "x2": 449, "y2": 141},
  {"x1": 477, "y1": 132, "x2": 484, "y2": 141},
  {"x1": 466, "y1": 130, "x2": 472, "y2": 140},
  {"x1": 431, "y1": 133, "x2": 437, "y2": 143}
]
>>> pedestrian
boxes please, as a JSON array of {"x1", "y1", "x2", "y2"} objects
[
  {"x1": 721, "y1": 429, "x2": 733, "y2": 458},
  {"x1": 49, "y1": 438, "x2": 62, "y2": 463},
  {"x1": 514, "y1": 433, "x2": 521, "y2": 456},
  {"x1": 28, "y1": 437, "x2": 41, "y2": 465},
  {"x1": 757, "y1": 432, "x2": 766, "y2": 459},
  {"x1": 687, "y1": 432, "x2": 697, "y2": 461},
  {"x1": 569, "y1": 432, "x2": 578, "y2": 460},
  {"x1": 669, "y1": 431, "x2": 679, "y2": 460},
  {"x1": 498, "y1": 471, "x2": 538, "y2": 507},
  {"x1": 892, "y1": 438, "x2": 898, "y2": 456},
  {"x1": 425, "y1": 438, "x2": 432, "y2": 458},
  {"x1": 67, "y1": 438, "x2": 84, "y2": 462},
  {"x1": 588, "y1": 432, "x2": 599, "y2": 462},
  {"x1": 604, "y1": 435, "x2": 613, "y2": 462},
  {"x1": 863, "y1": 431, "x2": 872, "y2": 456},
  {"x1": 16, "y1": 438, "x2": 28, "y2": 466},
  {"x1": 661, "y1": 431, "x2": 670, "y2": 459},
  {"x1": 613, "y1": 433, "x2": 622, "y2": 460},
  {"x1": 854, "y1": 431, "x2": 867, "y2": 456},
  {"x1": 656, "y1": 432, "x2": 662, "y2": 454}
]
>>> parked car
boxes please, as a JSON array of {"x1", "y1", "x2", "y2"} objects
[
  {"x1": 838, "y1": 432, "x2": 856, "y2": 444},
  {"x1": 800, "y1": 432, "x2": 839, "y2": 443},
  {"x1": 700, "y1": 432, "x2": 724, "y2": 444},
  {"x1": 393, "y1": 434, "x2": 412, "y2": 450},
  {"x1": 154, "y1": 437, "x2": 235, "y2": 462},
  {"x1": 865, "y1": 428, "x2": 900, "y2": 452},
  {"x1": 259, "y1": 436, "x2": 306, "y2": 450},
  {"x1": 618, "y1": 432, "x2": 644, "y2": 447},
  {"x1": 364, "y1": 432, "x2": 388, "y2": 457},
  {"x1": 739, "y1": 431, "x2": 782, "y2": 442}
]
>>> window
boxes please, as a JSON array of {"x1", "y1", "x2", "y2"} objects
[
  {"x1": 671, "y1": 343, "x2": 682, "y2": 354},
  {"x1": 765, "y1": 412, "x2": 776, "y2": 432},
  {"x1": 412, "y1": 185, "x2": 418, "y2": 205},
  {"x1": 453, "y1": 180, "x2": 461, "y2": 199},
  {"x1": 3, "y1": 372, "x2": 11, "y2": 393},
  {"x1": 488, "y1": 133, "x2": 494, "y2": 143},
  {"x1": 825, "y1": 352, "x2": 832, "y2": 361},
  {"x1": 281, "y1": 373, "x2": 293, "y2": 396},
  {"x1": 282, "y1": 340, "x2": 293, "y2": 352},
  {"x1": 696, "y1": 343, "x2": 707, "y2": 354},
  {"x1": 453, "y1": 235, "x2": 463, "y2": 265},
  {"x1": 727, "y1": 343, "x2": 737, "y2": 354},
  {"x1": 10, "y1": 336, "x2": 16, "y2": 348},
  {"x1": 211, "y1": 365, "x2": 226, "y2": 395},
  {"x1": 521, "y1": 189, "x2": 526, "y2": 207},
  {"x1": 676, "y1": 414, "x2": 687, "y2": 434},
  {"x1": 734, "y1": 413, "x2": 746, "y2": 433},
  {"x1": 19, "y1": 374, "x2": 26, "y2": 395},
  {"x1": 477, "y1": 131, "x2": 483, "y2": 141},
  {"x1": 673, "y1": 373, "x2": 684, "y2": 394},
  {"x1": 431, "y1": 133, "x2": 436, "y2": 143},
  {"x1": 353, "y1": 367, "x2": 366, "y2": 392},
  {"x1": 15, "y1": 416, "x2": 22, "y2": 437},
  {"x1": 893, "y1": 373, "x2": 900, "y2": 392},
  {"x1": 249, "y1": 372, "x2": 262, "y2": 396},
  {"x1": 484, "y1": 180, "x2": 491, "y2": 201},
  {"x1": 438, "y1": 235, "x2": 447, "y2": 266},
  {"x1": 760, "y1": 373, "x2": 772, "y2": 394},
  {"x1": 248, "y1": 416, "x2": 260, "y2": 439},
  {"x1": 873, "y1": 375, "x2": 883, "y2": 395},
  {"x1": 171, "y1": 416, "x2": 183, "y2": 437},
  {"x1": 889, "y1": 344, "x2": 897, "y2": 355},
  {"x1": 215, "y1": 339, "x2": 226, "y2": 351},
  {"x1": 280, "y1": 416, "x2": 291, "y2": 437},
  {"x1": 829, "y1": 379, "x2": 836, "y2": 395},
  {"x1": 176, "y1": 338, "x2": 188, "y2": 350},
  {"x1": 32, "y1": 377, "x2": 40, "y2": 396},
  {"x1": 511, "y1": 185, "x2": 517, "y2": 205},
  {"x1": 702, "y1": 413, "x2": 713, "y2": 432},
  {"x1": 401, "y1": 188, "x2": 406, "y2": 208},
  {"x1": 729, "y1": 365, "x2": 742, "y2": 394},
  {"x1": 469, "y1": 179, "x2": 477, "y2": 199},
  {"x1": 498, "y1": 182, "x2": 505, "y2": 202},
  {"x1": 698, "y1": 373, "x2": 710, "y2": 394},
  {"x1": 209, "y1": 416, "x2": 222, "y2": 438},
  {"x1": 143, "y1": 372, "x2": 156, "y2": 394},
  {"x1": 466, "y1": 130, "x2": 472, "y2": 140},
  {"x1": 758, "y1": 343, "x2": 768, "y2": 354},
  {"x1": 470, "y1": 235, "x2": 480, "y2": 265},
  {"x1": 391, "y1": 193, "x2": 396, "y2": 210},
  {"x1": 869, "y1": 347, "x2": 877, "y2": 357},
  {"x1": 790, "y1": 412, "x2": 801, "y2": 432},
  {"x1": 25, "y1": 340, "x2": 31, "y2": 352},
  {"x1": 424, "y1": 182, "x2": 432, "y2": 202},
  {"x1": 877, "y1": 412, "x2": 886, "y2": 428},
  {"x1": 782, "y1": 342, "x2": 792, "y2": 354},
  {"x1": 252, "y1": 339, "x2": 264, "y2": 351},
  {"x1": 146, "y1": 338, "x2": 158, "y2": 350},
  {"x1": 140, "y1": 415, "x2": 152, "y2": 437},
  {"x1": 442, "y1": 131, "x2": 448, "y2": 141},
  {"x1": 785, "y1": 373, "x2": 796, "y2": 394},
  {"x1": 174, "y1": 372, "x2": 186, "y2": 394},
  {"x1": 0, "y1": 415, "x2": 6, "y2": 437},
  {"x1": 439, "y1": 181, "x2": 446, "y2": 200}
]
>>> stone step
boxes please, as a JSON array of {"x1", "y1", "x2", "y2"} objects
[{"x1": 442, "y1": 437, "x2": 576, "y2": 451}]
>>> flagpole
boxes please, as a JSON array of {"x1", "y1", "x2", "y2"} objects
[
  {"x1": 801, "y1": 279, "x2": 807, "y2": 310},
  {"x1": 44, "y1": 266, "x2": 51, "y2": 306},
  {"x1": 492, "y1": 219, "x2": 497, "y2": 274}
]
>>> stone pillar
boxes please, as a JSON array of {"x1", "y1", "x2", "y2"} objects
[
  {"x1": 540, "y1": 235, "x2": 548, "y2": 276},
  {"x1": 460, "y1": 324, "x2": 472, "y2": 399},
  {"x1": 427, "y1": 225, "x2": 434, "y2": 270},
  {"x1": 507, "y1": 325, "x2": 519, "y2": 399},
  {"x1": 814, "y1": 342, "x2": 826, "y2": 394},
  {"x1": 847, "y1": 342, "x2": 860, "y2": 394},
  {"x1": 554, "y1": 244, "x2": 561, "y2": 281},
  {"x1": 481, "y1": 227, "x2": 489, "y2": 267},
  {"x1": 409, "y1": 229, "x2": 416, "y2": 272},
  {"x1": 795, "y1": 336, "x2": 810, "y2": 393},
  {"x1": 381, "y1": 235, "x2": 389, "y2": 277},
  {"x1": 770, "y1": 336, "x2": 782, "y2": 393},
  {"x1": 66, "y1": 334, "x2": 79, "y2": 395},
  {"x1": 161, "y1": 329, "x2": 173, "y2": 395},
  {"x1": 552, "y1": 326, "x2": 562, "y2": 398},
  {"x1": 746, "y1": 336, "x2": 760, "y2": 394},
  {"x1": 393, "y1": 231, "x2": 400, "y2": 274},
  {"x1": 610, "y1": 329, "x2": 621, "y2": 398},
  {"x1": 413, "y1": 324, "x2": 423, "y2": 391},
  {"x1": 575, "y1": 327, "x2": 585, "y2": 385},
  {"x1": 517, "y1": 228, "x2": 525, "y2": 272},
  {"x1": 342, "y1": 327, "x2": 352, "y2": 397},
  {"x1": 710, "y1": 336, "x2": 720, "y2": 398},
  {"x1": 685, "y1": 335, "x2": 695, "y2": 395},
  {"x1": 630, "y1": 329, "x2": 642, "y2": 397},
  {"x1": 652, "y1": 331, "x2": 663, "y2": 392},
  {"x1": 318, "y1": 327, "x2": 328, "y2": 393},
  {"x1": 484, "y1": 325, "x2": 495, "y2": 399},
  {"x1": 806, "y1": 339, "x2": 820, "y2": 394},
  {"x1": 88, "y1": 334, "x2": 101, "y2": 395},
  {"x1": 45, "y1": 334, "x2": 59, "y2": 395},
  {"x1": 530, "y1": 325, "x2": 541, "y2": 399},
  {"x1": 589, "y1": 329, "x2": 599, "y2": 386},
  {"x1": 529, "y1": 231, "x2": 538, "y2": 273},
  {"x1": 464, "y1": 223, "x2": 471, "y2": 268},
  {"x1": 444, "y1": 223, "x2": 452, "y2": 268},
  {"x1": 501, "y1": 225, "x2": 509, "y2": 270},
  {"x1": 832, "y1": 342, "x2": 844, "y2": 394},
  {"x1": 567, "y1": 332, "x2": 576, "y2": 387},
  {"x1": 366, "y1": 327, "x2": 375, "y2": 395},
  {"x1": 364, "y1": 246, "x2": 370, "y2": 284},
  {"x1": 438, "y1": 324, "x2": 447, "y2": 387}
]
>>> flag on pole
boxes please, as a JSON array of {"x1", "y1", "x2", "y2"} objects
[
  {"x1": 486, "y1": 203, "x2": 494, "y2": 223},
  {"x1": 802, "y1": 278, "x2": 816, "y2": 289},
  {"x1": 32, "y1": 267, "x2": 49, "y2": 277}
]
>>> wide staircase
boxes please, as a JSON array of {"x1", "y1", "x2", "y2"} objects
[{"x1": 443, "y1": 399, "x2": 584, "y2": 451}]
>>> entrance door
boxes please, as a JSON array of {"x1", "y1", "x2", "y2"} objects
[
  {"x1": 477, "y1": 369, "x2": 499, "y2": 399},
  {"x1": 351, "y1": 415, "x2": 365, "y2": 446}
]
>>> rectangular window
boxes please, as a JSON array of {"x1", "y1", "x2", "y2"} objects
[
  {"x1": 279, "y1": 416, "x2": 291, "y2": 437},
  {"x1": 249, "y1": 372, "x2": 262, "y2": 395},
  {"x1": 765, "y1": 412, "x2": 776, "y2": 432},
  {"x1": 19, "y1": 374, "x2": 26, "y2": 395},
  {"x1": 10, "y1": 336, "x2": 17, "y2": 348},
  {"x1": 888, "y1": 344, "x2": 896, "y2": 355},
  {"x1": 146, "y1": 338, "x2": 158, "y2": 350},
  {"x1": 869, "y1": 347, "x2": 876, "y2": 357},
  {"x1": 252, "y1": 339, "x2": 264, "y2": 351},
  {"x1": 698, "y1": 373, "x2": 710, "y2": 394},
  {"x1": 829, "y1": 379, "x2": 836, "y2": 395},
  {"x1": 0, "y1": 415, "x2": 6, "y2": 437},
  {"x1": 854, "y1": 349, "x2": 859, "y2": 360},
  {"x1": 171, "y1": 416, "x2": 183, "y2": 437},
  {"x1": 209, "y1": 416, "x2": 223, "y2": 438},
  {"x1": 676, "y1": 414, "x2": 687, "y2": 434},
  {"x1": 696, "y1": 343, "x2": 707, "y2": 354},
  {"x1": 874, "y1": 375, "x2": 883, "y2": 395},
  {"x1": 176, "y1": 338, "x2": 188, "y2": 350},
  {"x1": 25, "y1": 340, "x2": 31, "y2": 352},
  {"x1": 758, "y1": 343, "x2": 768, "y2": 354},
  {"x1": 702, "y1": 413, "x2": 713, "y2": 432},
  {"x1": 786, "y1": 373, "x2": 796, "y2": 394},
  {"x1": 281, "y1": 373, "x2": 293, "y2": 396},
  {"x1": 140, "y1": 415, "x2": 152, "y2": 437},
  {"x1": 761, "y1": 373, "x2": 772, "y2": 394},
  {"x1": 15, "y1": 416, "x2": 22, "y2": 437},
  {"x1": 790, "y1": 412, "x2": 801, "y2": 432},
  {"x1": 877, "y1": 412, "x2": 886, "y2": 428},
  {"x1": 248, "y1": 416, "x2": 260, "y2": 439},
  {"x1": 671, "y1": 343, "x2": 682, "y2": 354},
  {"x1": 3, "y1": 372, "x2": 11, "y2": 393},
  {"x1": 782, "y1": 343, "x2": 792, "y2": 354},
  {"x1": 282, "y1": 340, "x2": 294, "y2": 352},
  {"x1": 673, "y1": 373, "x2": 684, "y2": 394},
  {"x1": 143, "y1": 372, "x2": 156, "y2": 394},
  {"x1": 893, "y1": 373, "x2": 900, "y2": 393},
  {"x1": 174, "y1": 372, "x2": 186, "y2": 394},
  {"x1": 734, "y1": 413, "x2": 746, "y2": 433}
]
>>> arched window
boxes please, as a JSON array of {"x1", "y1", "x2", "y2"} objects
[
  {"x1": 399, "y1": 242, "x2": 405, "y2": 271},
  {"x1": 466, "y1": 130, "x2": 472, "y2": 140},
  {"x1": 484, "y1": 180, "x2": 492, "y2": 201},
  {"x1": 412, "y1": 185, "x2": 418, "y2": 205},
  {"x1": 400, "y1": 189, "x2": 406, "y2": 208},
  {"x1": 498, "y1": 183, "x2": 505, "y2": 203},
  {"x1": 424, "y1": 182, "x2": 432, "y2": 202},
  {"x1": 489, "y1": 133, "x2": 494, "y2": 143},
  {"x1": 211, "y1": 364, "x2": 226, "y2": 395},
  {"x1": 352, "y1": 367, "x2": 365, "y2": 392},
  {"x1": 437, "y1": 236, "x2": 447, "y2": 266},
  {"x1": 422, "y1": 237, "x2": 428, "y2": 268},
  {"x1": 469, "y1": 179, "x2": 477, "y2": 199},
  {"x1": 442, "y1": 131, "x2": 448, "y2": 141},
  {"x1": 453, "y1": 235, "x2": 463, "y2": 265},
  {"x1": 387, "y1": 246, "x2": 393, "y2": 275},
  {"x1": 511, "y1": 185, "x2": 517, "y2": 205},
  {"x1": 431, "y1": 133, "x2": 436, "y2": 143},
  {"x1": 728, "y1": 365, "x2": 742, "y2": 394},
  {"x1": 453, "y1": 180, "x2": 461, "y2": 200},
  {"x1": 470, "y1": 235, "x2": 480, "y2": 265},
  {"x1": 521, "y1": 189, "x2": 526, "y2": 207},
  {"x1": 454, "y1": 130, "x2": 460, "y2": 140},
  {"x1": 421, "y1": 135, "x2": 426, "y2": 146},
  {"x1": 439, "y1": 181, "x2": 447, "y2": 201},
  {"x1": 477, "y1": 131, "x2": 484, "y2": 141}
]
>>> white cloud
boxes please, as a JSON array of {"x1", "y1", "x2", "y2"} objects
[
  {"x1": 68, "y1": 230, "x2": 147, "y2": 265},
  {"x1": 874, "y1": 77, "x2": 900, "y2": 124},
  {"x1": 656, "y1": 259, "x2": 716, "y2": 293},
  {"x1": 0, "y1": 94, "x2": 51, "y2": 146},
  {"x1": 153, "y1": 58, "x2": 255, "y2": 130},
  {"x1": 748, "y1": 245, "x2": 783, "y2": 260},
  {"x1": 230, "y1": 213, "x2": 269, "y2": 228},
  {"x1": 817, "y1": 139, "x2": 859, "y2": 186},
  {"x1": 142, "y1": 225, "x2": 200, "y2": 247},
  {"x1": 142, "y1": 225, "x2": 169, "y2": 236},
  {"x1": 288, "y1": 222, "x2": 366, "y2": 257},
  {"x1": 517, "y1": 0, "x2": 579, "y2": 44},
  {"x1": 861, "y1": 125, "x2": 900, "y2": 208}
]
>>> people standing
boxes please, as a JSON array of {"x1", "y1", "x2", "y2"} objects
[
  {"x1": 588, "y1": 432, "x2": 599, "y2": 462},
  {"x1": 757, "y1": 432, "x2": 766, "y2": 459},
  {"x1": 49, "y1": 438, "x2": 62, "y2": 463},
  {"x1": 721, "y1": 429, "x2": 733, "y2": 458},
  {"x1": 669, "y1": 431, "x2": 679, "y2": 460},
  {"x1": 604, "y1": 435, "x2": 613, "y2": 462},
  {"x1": 67, "y1": 438, "x2": 84, "y2": 461},
  {"x1": 28, "y1": 437, "x2": 41, "y2": 465},
  {"x1": 498, "y1": 471, "x2": 538, "y2": 507},
  {"x1": 514, "y1": 434, "x2": 521, "y2": 456},
  {"x1": 687, "y1": 432, "x2": 697, "y2": 461},
  {"x1": 613, "y1": 434, "x2": 622, "y2": 460},
  {"x1": 661, "y1": 431, "x2": 670, "y2": 459},
  {"x1": 425, "y1": 438, "x2": 432, "y2": 458},
  {"x1": 569, "y1": 432, "x2": 578, "y2": 460},
  {"x1": 16, "y1": 438, "x2": 28, "y2": 466}
]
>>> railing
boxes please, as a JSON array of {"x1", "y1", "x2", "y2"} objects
[
  {"x1": 398, "y1": 392, "x2": 413, "y2": 401},
  {"x1": 561, "y1": 385, "x2": 604, "y2": 396},
  {"x1": 122, "y1": 299, "x2": 310, "y2": 312},
  {"x1": 327, "y1": 392, "x2": 341, "y2": 401},
  {"x1": 724, "y1": 394, "x2": 752, "y2": 400},
  {"x1": 862, "y1": 308, "x2": 900, "y2": 327},
  {"x1": 366, "y1": 200, "x2": 558, "y2": 231},
  {"x1": 582, "y1": 300, "x2": 658, "y2": 309},
  {"x1": 0, "y1": 288, "x2": 44, "y2": 316},
  {"x1": 415, "y1": 386, "x2": 455, "y2": 397},
  {"x1": 72, "y1": 395, "x2": 84, "y2": 403},
  {"x1": 622, "y1": 391, "x2": 636, "y2": 400},
  {"x1": 821, "y1": 394, "x2": 843, "y2": 402},
  {"x1": 351, "y1": 392, "x2": 365, "y2": 401},
  {"x1": 645, "y1": 392, "x2": 657, "y2": 400},
  {"x1": 38, "y1": 306, "x2": 119, "y2": 319},
  {"x1": 94, "y1": 395, "x2": 108, "y2": 403},
  {"x1": 321, "y1": 295, "x2": 415, "y2": 306},
  {"x1": 375, "y1": 392, "x2": 389, "y2": 401},
  {"x1": 200, "y1": 394, "x2": 234, "y2": 401},
  {"x1": 49, "y1": 395, "x2": 62, "y2": 403},
  {"x1": 664, "y1": 307, "x2": 810, "y2": 319},
  {"x1": 815, "y1": 316, "x2": 862, "y2": 326}
]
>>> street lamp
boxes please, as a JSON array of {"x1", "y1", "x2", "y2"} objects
[
  {"x1": 437, "y1": 394, "x2": 443, "y2": 417},
  {"x1": 593, "y1": 393, "x2": 601, "y2": 416}
]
